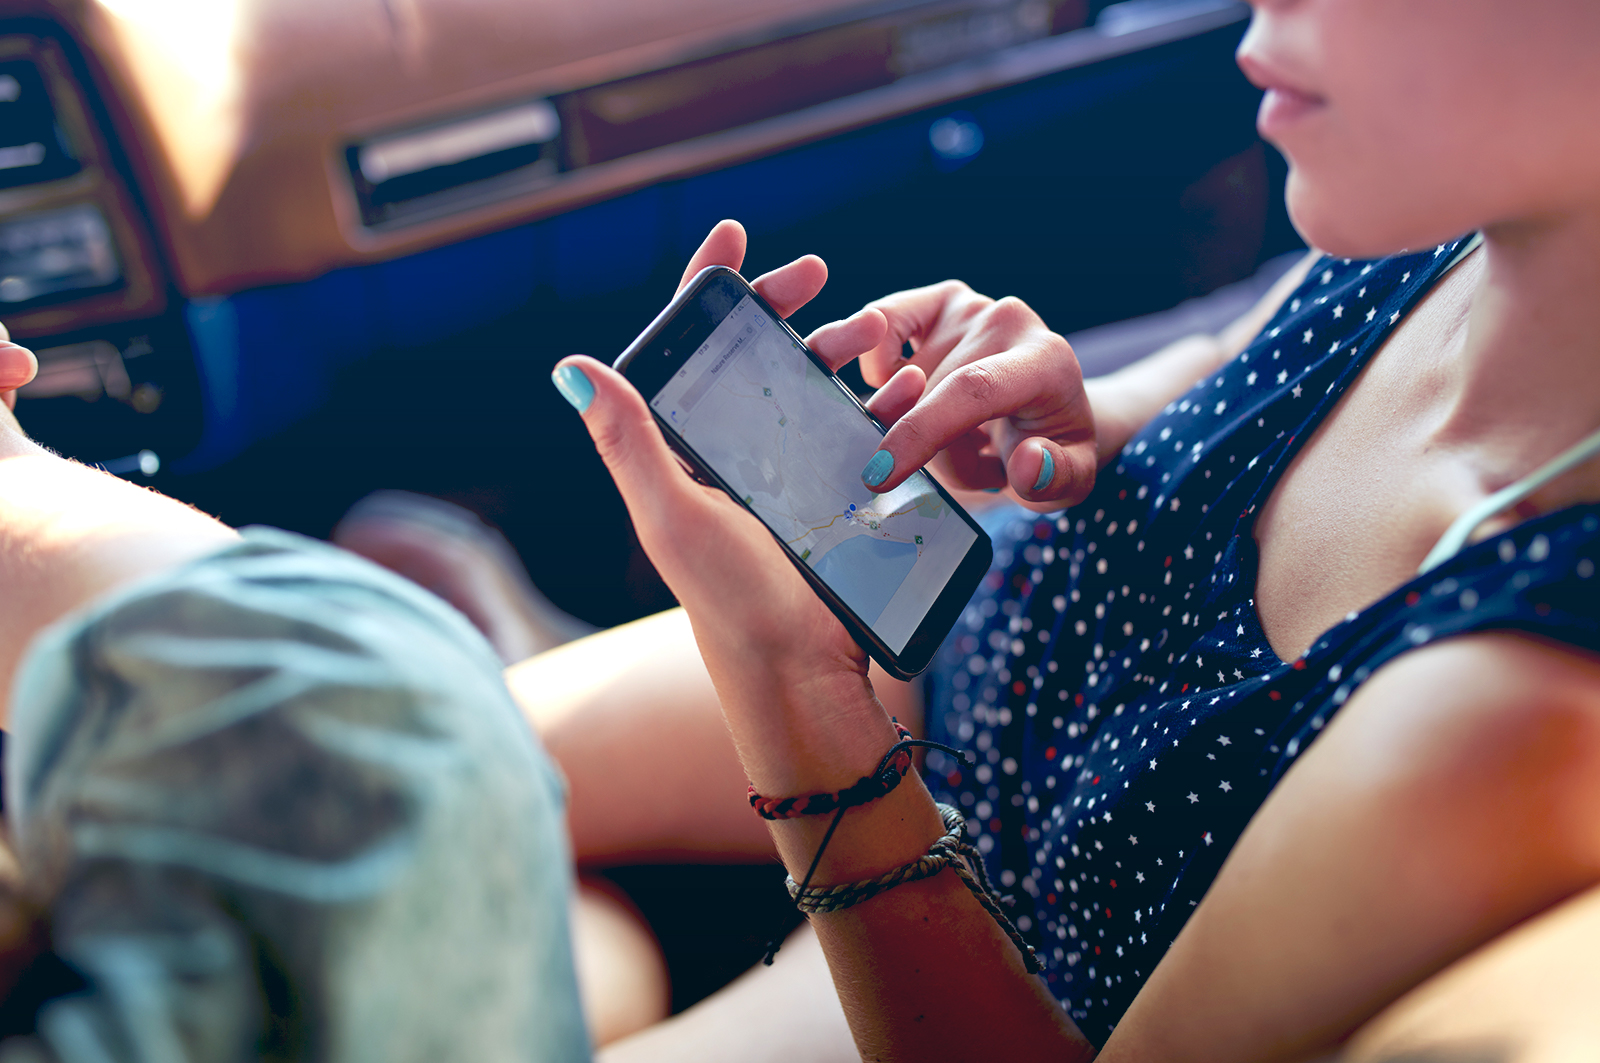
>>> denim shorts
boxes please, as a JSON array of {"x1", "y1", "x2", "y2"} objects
[{"x1": 2, "y1": 529, "x2": 589, "y2": 1062}]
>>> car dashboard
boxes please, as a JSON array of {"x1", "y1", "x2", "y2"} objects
[{"x1": 0, "y1": 0, "x2": 1295, "y2": 624}]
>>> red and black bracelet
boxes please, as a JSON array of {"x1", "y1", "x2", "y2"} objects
[{"x1": 748, "y1": 723, "x2": 919, "y2": 820}]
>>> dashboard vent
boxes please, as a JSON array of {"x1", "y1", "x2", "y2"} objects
[
  {"x1": 0, "y1": 58, "x2": 80, "y2": 190},
  {"x1": 346, "y1": 99, "x2": 562, "y2": 230},
  {"x1": 0, "y1": 202, "x2": 122, "y2": 308}
]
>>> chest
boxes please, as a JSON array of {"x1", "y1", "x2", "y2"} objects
[{"x1": 1253, "y1": 261, "x2": 1483, "y2": 661}]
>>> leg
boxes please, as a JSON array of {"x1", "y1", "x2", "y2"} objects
[
  {"x1": 597, "y1": 924, "x2": 857, "y2": 1063},
  {"x1": 3, "y1": 351, "x2": 588, "y2": 1058},
  {"x1": 332, "y1": 490, "x2": 595, "y2": 664},
  {"x1": 1346, "y1": 882, "x2": 1600, "y2": 1063},
  {"x1": 573, "y1": 877, "x2": 672, "y2": 1046},
  {"x1": 507, "y1": 607, "x2": 924, "y2": 865},
  {"x1": 507, "y1": 608, "x2": 772, "y2": 863}
]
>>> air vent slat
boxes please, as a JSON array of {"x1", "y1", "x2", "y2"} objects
[{"x1": 0, "y1": 58, "x2": 79, "y2": 190}]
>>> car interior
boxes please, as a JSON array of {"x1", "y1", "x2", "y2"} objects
[
  {"x1": 2, "y1": 0, "x2": 1313, "y2": 1025},
  {"x1": 2, "y1": 0, "x2": 1301, "y2": 623}
]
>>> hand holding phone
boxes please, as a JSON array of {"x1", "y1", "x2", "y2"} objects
[{"x1": 612, "y1": 264, "x2": 991, "y2": 679}]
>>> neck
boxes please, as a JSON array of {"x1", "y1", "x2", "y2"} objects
[{"x1": 1441, "y1": 206, "x2": 1600, "y2": 486}]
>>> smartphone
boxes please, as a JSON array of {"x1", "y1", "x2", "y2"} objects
[{"x1": 614, "y1": 265, "x2": 993, "y2": 679}]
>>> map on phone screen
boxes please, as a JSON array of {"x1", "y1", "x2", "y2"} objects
[{"x1": 650, "y1": 295, "x2": 979, "y2": 652}]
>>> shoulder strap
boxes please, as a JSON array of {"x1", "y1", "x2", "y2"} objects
[{"x1": 1420, "y1": 425, "x2": 1600, "y2": 574}]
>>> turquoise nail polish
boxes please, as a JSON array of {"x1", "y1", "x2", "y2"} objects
[
  {"x1": 552, "y1": 365, "x2": 594, "y2": 413},
  {"x1": 862, "y1": 449, "x2": 894, "y2": 487},
  {"x1": 1033, "y1": 448, "x2": 1054, "y2": 492},
  {"x1": 983, "y1": 488, "x2": 1001, "y2": 494}
]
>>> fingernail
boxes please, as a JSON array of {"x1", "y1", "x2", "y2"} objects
[
  {"x1": 552, "y1": 365, "x2": 594, "y2": 413},
  {"x1": 862, "y1": 449, "x2": 894, "y2": 487},
  {"x1": 983, "y1": 488, "x2": 1001, "y2": 494},
  {"x1": 1033, "y1": 448, "x2": 1054, "y2": 492}
]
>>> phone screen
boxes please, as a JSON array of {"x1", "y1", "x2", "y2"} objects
[{"x1": 647, "y1": 292, "x2": 980, "y2": 654}]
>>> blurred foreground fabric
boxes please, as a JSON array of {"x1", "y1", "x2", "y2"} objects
[{"x1": 2, "y1": 530, "x2": 588, "y2": 1062}]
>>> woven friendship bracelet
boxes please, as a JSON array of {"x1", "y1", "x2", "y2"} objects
[
  {"x1": 758, "y1": 721, "x2": 978, "y2": 966},
  {"x1": 786, "y1": 801, "x2": 967, "y2": 911},
  {"x1": 748, "y1": 723, "x2": 916, "y2": 820},
  {"x1": 786, "y1": 803, "x2": 1042, "y2": 974}
]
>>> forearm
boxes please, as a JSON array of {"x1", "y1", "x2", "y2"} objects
[
  {"x1": 729, "y1": 666, "x2": 1090, "y2": 1059},
  {"x1": 0, "y1": 444, "x2": 236, "y2": 728},
  {"x1": 762, "y1": 772, "x2": 1093, "y2": 1061},
  {"x1": 526, "y1": 610, "x2": 1089, "y2": 1053}
]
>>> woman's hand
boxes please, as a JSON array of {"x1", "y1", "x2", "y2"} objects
[
  {"x1": 816, "y1": 252, "x2": 1322, "y2": 513},
  {"x1": 551, "y1": 221, "x2": 905, "y2": 797},
  {"x1": 558, "y1": 226, "x2": 1095, "y2": 1060},
  {"x1": 807, "y1": 281, "x2": 1098, "y2": 511}
]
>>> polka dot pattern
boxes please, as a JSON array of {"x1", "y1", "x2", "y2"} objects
[{"x1": 922, "y1": 238, "x2": 1600, "y2": 1045}]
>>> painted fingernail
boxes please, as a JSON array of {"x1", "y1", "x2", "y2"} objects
[
  {"x1": 552, "y1": 365, "x2": 594, "y2": 413},
  {"x1": 862, "y1": 449, "x2": 894, "y2": 487},
  {"x1": 1033, "y1": 448, "x2": 1054, "y2": 492},
  {"x1": 983, "y1": 488, "x2": 1001, "y2": 494}
]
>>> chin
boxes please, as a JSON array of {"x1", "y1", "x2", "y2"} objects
[{"x1": 1282, "y1": 166, "x2": 1473, "y2": 261}]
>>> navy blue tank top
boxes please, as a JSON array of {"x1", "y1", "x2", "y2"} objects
[{"x1": 922, "y1": 236, "x2": 1600, "y2": 1045}]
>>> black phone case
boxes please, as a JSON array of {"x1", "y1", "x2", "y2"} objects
[{"x1": 614, "y1": 265, "x2": 993, "y2": 679}]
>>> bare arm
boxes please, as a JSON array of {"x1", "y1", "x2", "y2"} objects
[
  {"x1": 0, "y1": 326, "x2": 237, "y2": 730},
  {"x1": 551, "y1": 223, "x2": 1097, "y2": 1059},
  {"x1": 1104, "y1": 634, "x2": 1600, "y2": 1062},
  {"x1": 565, "y1": 346, "x2": 1098, "y2": 1058}
]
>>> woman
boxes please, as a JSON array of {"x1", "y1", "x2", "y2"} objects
[{"x1": 546, "y1": 0, "x2": 1600, "y2": 1058}]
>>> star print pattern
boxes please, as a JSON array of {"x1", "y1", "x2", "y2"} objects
[{"x1": 920, "y1": 237, "x2": 1600, "y2": 1046}]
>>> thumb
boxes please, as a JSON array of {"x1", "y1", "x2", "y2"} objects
[
  {"x1": 552, "y1": 356, "x2": 691, "y2": 532},
  {"x1": 1, "y1": 342, "x2": 36, "y2": 414},
  {"x1": 0, "y1": 342, "x2": 36, "y2": 391},
  {"x1": 1008, "y1": 435, "x2": 1098, "y2": 510}
]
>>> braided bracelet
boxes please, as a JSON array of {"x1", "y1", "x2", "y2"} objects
[
  {"x1": 748, "y1": 723, "x2": 917, "y2": 820},
  {"x1": 755, "y1": 723, "x2": 1039, "y2": 973},
  {"x1": 787, "y1": 803, "x2": 1041, "y2": 974}
]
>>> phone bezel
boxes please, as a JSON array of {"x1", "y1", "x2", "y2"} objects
[{"x1": 614, "y1": 265, "x2": 993, "y2": 679}]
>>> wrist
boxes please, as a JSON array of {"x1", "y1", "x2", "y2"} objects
[
  {"x1": 721, "y1": 667, "x2": 902, "y2": 797},
  {"x1": 687, "y1": 615, "x2": 901, "y2": 795},
  {"x1": 766, "y1": 772, "x2": 947, "y2": 887}
]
